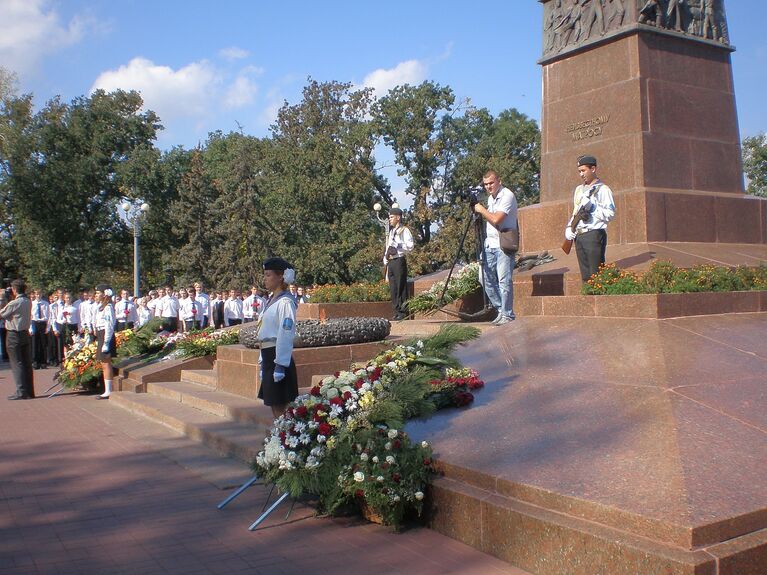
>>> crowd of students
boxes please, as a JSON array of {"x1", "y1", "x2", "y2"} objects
[{"x1": 0, "y1": 281, "x2": 313, "y2": 369}]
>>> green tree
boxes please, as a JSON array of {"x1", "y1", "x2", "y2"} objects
[
  {"x1": 0, "y1": 89, "x2": 161, "y2": 289},
  {"x1": 743, "y1": 133, "x2": 767, "y2": 198},
  {"x1": 373, "y1": 82, "x2": 455, "y2": 245},
  {"x1": 264, "y1": 79, "x2": 384, "y2": 284}
]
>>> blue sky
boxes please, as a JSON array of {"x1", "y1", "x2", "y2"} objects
[{"x1": 2, "y1": 1, "x2": 765, "y2": 163}]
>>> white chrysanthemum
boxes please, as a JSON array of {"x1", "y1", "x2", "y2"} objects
[
  {"x1": 299, "y1": 433, "x2": 311, "y2": 445},
  {"x1": 330, "y1": 405, "x2": 344, "y2": 418},
  {"x1": 307, "y1": 420, "x2": 319, "y2": 430},
  {"x1": 286, "y1": 436, "x2": 299, "y2": 448},
  {"x1": 387, "y1": 361, "x2": 397, "y2": 369},
  {"x1": 387, "y1": 429, "x2": 398, "y2": 439},
  {"x1": 386, "y1": 455, "x2": 395, "y2": 464},
  {"x1": 415, "y1": 491, "x2": 424, "y2": 500},
  {"x1": 317, "y1": 434, "x2": 327, "y2": 443},
  {"x1": 293, "y1": 421, "x2": 307, "y2": 432},
  {"x1": 384, "y1": 442, "x2": 392, "y2": 450},
  {"x1": 325, "y1": 387, "x2": 339, "y2": 399},
  {"x1": 361, "y1": 382, "x2": 372, "y2": 391},
  {"x1": 421, "y1": 441, "x2": 429, "y2": 448},
  {"x1": 393, "y1": 495, "x2": 400, "y2": 502},
  {"x1": 417, "y1": 340, "x2": 424, "y2": 348},
  {"x1": 354, "y1": 471, "x2": 365, "y2": 482},
  {"x1": 376, "y1": 476, "x2": 384, "y2": 482},
  {"x1": 345, "y1": 399, "x2": 357, "y2": 411},
  {"x1": 360, "y1": 453, "x2": 369, "y2": 462},
  {"x1": 372, "y1": 456, "x2": 379, "y2": 463}
]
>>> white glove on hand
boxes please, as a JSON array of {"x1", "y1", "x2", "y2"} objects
[
  {"x1": 565, "y1": 228, "x2": 577, "y2": 241},
  {"x1": 101, "y1": 344, "x2": 109, "y2": 354},
  {"x1": 579, "y1": 194, "x2": 592, "y2": 209},
  {"x1": 382, "y1": 256, "x2": 388, "y2": 265},
  {"x1": 274, "y1": 365, "x2": 286, "y2": 383}
]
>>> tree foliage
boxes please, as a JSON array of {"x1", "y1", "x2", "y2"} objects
[
  {"x1": 743, "y1": 133, "x2": 767, "y2": 198},
  {"x1": 0, "y1": 75, "x2": 542, "y2": 291}
]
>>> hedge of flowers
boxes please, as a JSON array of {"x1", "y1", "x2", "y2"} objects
[
  {"x1": 254, "y1": 324, "x2": 484, "y2": 529},
  {"x1": 309, "y1": 281, "x2": 390, "y2": 303},
  {"x1": 407, "y1": 262, "x2": 482, "y2": 316},
  {"x1": 582, "y1": 261, "x2": 767, "y2": 295},
  {"x1": 57, "y1": 329, "x2": 137, "y2": 389},
  {"x1": 150, "y1": 326, "x2": 240, "y2": 359}
]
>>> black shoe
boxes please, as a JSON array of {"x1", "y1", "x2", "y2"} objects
[
  {"x1": 32, "y1": 364, "x2": 40, "y2": 370},
  {"x1": 7, "y1": 394, "x2": 30, "y2": 400},
  {"x1": 96, "y1": 395, "x2": 110, "y2": 400}
]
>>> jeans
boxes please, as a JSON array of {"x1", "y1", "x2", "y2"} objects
[{"x1": 482, "y1": 247, "x2": 515, "y2": 319}]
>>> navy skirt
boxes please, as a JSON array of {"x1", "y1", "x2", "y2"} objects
[
  {"x1": 95, "y1": 329, "x2": 116, "y2": 361},
  {"x1": 257, "y1": 346, "x2": 298, "y2": 406}
]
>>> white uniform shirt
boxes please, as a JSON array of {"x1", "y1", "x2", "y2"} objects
[
  {"x1": 56, "y1": 303, "x2": 79, "y2": 325},
  {"x1": 79, "y1": 300, "x2": 96, "y2": 332},
  {"x1": 115, "y1": 298, "x2": 138, "y2": 324},
  {"x1": 383, "y1": 225, "x2": 415, "y2": 263},
  {"x1": 136, "y1": 306, "x2": 151, "y2": 327},
  {"x1": 195, "y1": 292, "x2": 210, "y2": 319},
  {"x1": 224, "y1": 297, "x2": 243, "y2": 325},
  {"x1": 567, "y1": 180, "x2": 616, "y2": 234},
  {"x1": 94, "y1": 303, "x2": 115, "y2": 345},
  {"x1": 179, "y1": 297, "x2": 201, "y2": 322},
  {"x1": 484, "y1": 186, "x2": 518, "y2": 250},
  {"x1": 30, "y1": 299, "x2": 49, "y2": 322},
  {"x1": 159, "y1": 295, "x2": 180, "y2": 319},
  {"x1": 256, "y1": 293, "x2": 297, "y2": 367},
  {"x1": 243, "y1": 294, "x2": 263, "y2": 319}
]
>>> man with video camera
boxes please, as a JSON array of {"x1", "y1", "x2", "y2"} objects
[{"x1": 473, "y1": 170, "x2": 518, "y2": 326}]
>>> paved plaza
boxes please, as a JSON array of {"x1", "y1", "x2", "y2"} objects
[{"x1": 0, "y1": 365, "x2": 526, "y2": 575}]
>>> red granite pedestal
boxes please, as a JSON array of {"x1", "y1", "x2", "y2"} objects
[{"x1": 406, "y1": 313, "x2": 767, "y2": 574}]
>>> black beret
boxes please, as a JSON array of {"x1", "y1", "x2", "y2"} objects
[
  {"x1": 263, "y1": 257, "x2": 292, "y2": 272},
  {"x1": 389, "y1": 207, "x2": 403, "y2": 216},
  {"x1": 577, "y1": 155, "x2": 597, "y2": 167}
]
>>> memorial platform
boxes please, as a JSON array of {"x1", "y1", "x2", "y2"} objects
[{"x1": 406, "y1": 312, "x2": 767, "y2": 574}]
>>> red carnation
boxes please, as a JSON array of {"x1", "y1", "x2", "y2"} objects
[
  {"x1": 423, "y1": 457, "x2": 432, "y2": 466},
  {"x1": 318, "y1": 422, "x2": 332, "y2": 436},
  {"x1": 381, "y1": 462, "x2": 389, "y2": 470},
  {"x1": 342, "y1": 391, "x2": 352, "y2": 400},
  {"x1": 286, "y1": 407, "x2": 295, "y2": 418},
  {"x1": 329, "y1": 396, "x2": 344, "y2": 407},
  {"x1": 354, "y1": 381, "x2": 363, "y2": 390},
  {"x1": 355, "y1": 489, "x2": 364, "y2": 498},
  {"x1": 310, "y1": 386, "x2": 321, "y2": 397},
  {"x1": 392, "y1": 473, "x2": 401, "y2": 483},
  {"x1": 334, "y1": 371, "x2": 341, "y2": 377},
  {"x1": 392, "y1": 439, "x2": 401, "y2": 449},
  {"x1": 313, "y1": 404, "x2": 325, "y2": 412},
  {"x1": 295, "y1": 406, "x2": 308, "y2": 418}
]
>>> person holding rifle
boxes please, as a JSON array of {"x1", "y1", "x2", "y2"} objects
[
  {"x1": 383, "y1": 207, "x2": 414, "y2": 321},
  {"x1": 563, "y1": 155, "x2": 616, "y2": 281}
]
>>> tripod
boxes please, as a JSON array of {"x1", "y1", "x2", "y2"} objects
[{"x1": 436, "y1": 201, "x2": 496, "y2": 322}]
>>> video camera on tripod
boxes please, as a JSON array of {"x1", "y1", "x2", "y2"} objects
[{"x1": 456, "y1": 186, "x2": 483, "y2": 208}]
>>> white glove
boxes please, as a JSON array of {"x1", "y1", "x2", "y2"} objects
[
  {"x1": 565, "y1": 228, "x2": 576, "y2": 241},
  {"x1": 382, "y1": 256, "x2": 388, "y2": 265},
  {"x1": 579, "y1": 194, "x2": 592, "y2": 209},
  {"x1": 274, "y1": 365, "x2": 286, "y2": 382},
  {"x1": 101, "y1": 344, "x2": 109, "y2": 354}
]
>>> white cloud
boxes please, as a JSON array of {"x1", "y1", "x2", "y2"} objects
[
  {"x1": 0, "y1": 0, "x2": 89, "y2": 73},
  {"x1": 360, "y1": 60, "x2": 428, "y2": 97},
  {"x1": 224, "y1": 75, "x2": 258, "y2": 109},
  {"x1": 91, "y1": 57, "x2": 220, "y2": 120},
  {"x1": 219, "y1": 46, "x2": 249, "y2": 61}
]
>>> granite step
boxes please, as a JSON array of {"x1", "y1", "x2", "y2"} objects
[
  {"x1": 180, "y1": 368, "x2": 218, "y2": 387},
  {"x1": 108, "y1": 390, "x2": 269, "y2": 464},
  {"x1": 427, "y1": 473, "x2": 719, "y2": 575}
]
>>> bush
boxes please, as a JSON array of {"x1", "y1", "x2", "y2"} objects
[
  {"x1": 582, "y1": 261, "x2": 767, "y2": 295},
  {"x1": 310, "y1": 281, "x2": 390, "y2": 303}
]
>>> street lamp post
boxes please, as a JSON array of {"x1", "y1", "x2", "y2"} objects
[{"x1": 121, "y1": 200, "x2": 150, "y2": 297}]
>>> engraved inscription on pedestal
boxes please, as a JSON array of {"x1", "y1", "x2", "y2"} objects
[{"x1": 542, "y1": 0, "x2": 730, "y2": 61}]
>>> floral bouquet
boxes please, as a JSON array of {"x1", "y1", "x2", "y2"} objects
[
  {"x1": 407, "y1": 262, "x2": 482, "y2": 316},
  {"x1": 254, "y1": 324, "x2": 484, "y2": 530},
  {"x1": 427, "y1": 367, "x2": 485, "y2": 409}
]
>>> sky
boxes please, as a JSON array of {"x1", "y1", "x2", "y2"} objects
[{"x1": 2, "y1": 0, "x2": 766, "y2": 196}]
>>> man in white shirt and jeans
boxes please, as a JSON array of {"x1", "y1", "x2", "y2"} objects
[{"x1": 473, "y1": 170, "x2": 518, "y2": 326}]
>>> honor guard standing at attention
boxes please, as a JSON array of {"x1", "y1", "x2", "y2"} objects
[
  {"x1": 1, "y1": 279, "x2": 35, "y2": 399},
  {"x1": 383, "y1": 207, "x2": 414, "y2": 321},
  {"x1": 93, "y1": 285, "x2": 116, "y2": 399},
  {"x1": 564, "y1": 155, "x2": 616, "y2": 281},
  {"x1": 255, "y1": 257, "x2": 299, "y2": 418}
]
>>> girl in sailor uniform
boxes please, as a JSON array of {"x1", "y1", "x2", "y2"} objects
[
  {"x1": 256, "y1": 257, "x2": 299, "y2": 418},
  {"x1": 94, "y1": 284, "x2": 117, "y2": 400}
]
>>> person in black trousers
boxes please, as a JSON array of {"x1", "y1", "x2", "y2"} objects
[
  {"x1": 382, "y1": 207, "x2": 414, "y2": 321},
  {"x1": 0, "y1": 279, "x2": 35, "y2": 400}
]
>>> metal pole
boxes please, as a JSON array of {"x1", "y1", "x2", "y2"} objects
[{"x1": 133, "y1": 219, "x2": 140, "y2": 298}]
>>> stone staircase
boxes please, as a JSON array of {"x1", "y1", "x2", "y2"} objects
[{"x1": 110, "y1": 366, "x2": 274, "y2": 465}]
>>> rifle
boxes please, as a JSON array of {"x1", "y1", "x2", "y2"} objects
[{"x1": 562, "y1": 184, "x2": 599, "y2": 254}]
